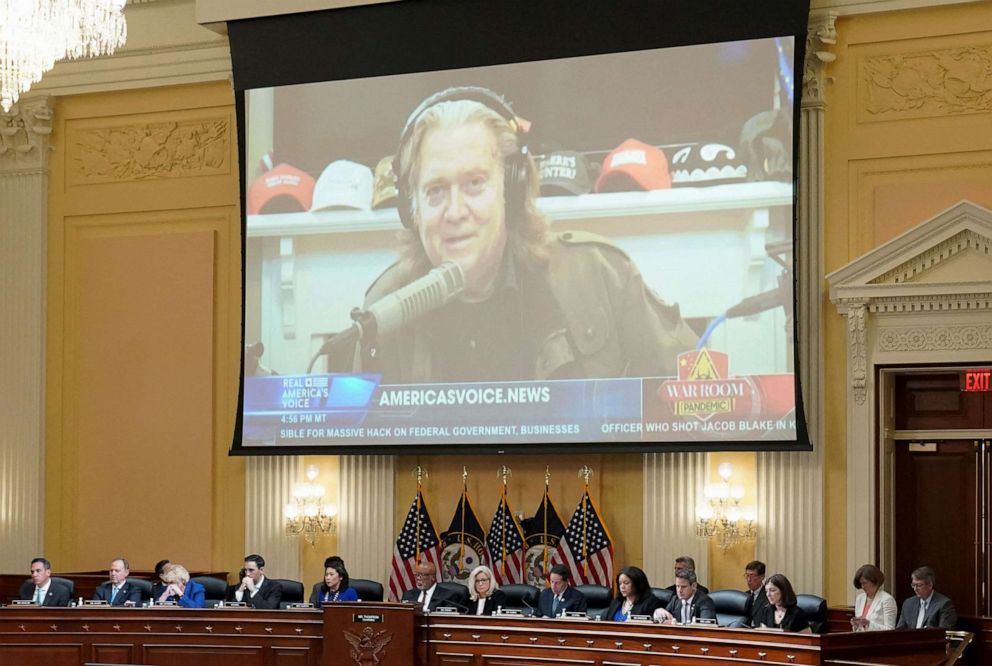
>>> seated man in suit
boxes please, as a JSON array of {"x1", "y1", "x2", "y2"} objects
[
  {"x1": 227, "y1": 554, "x2": 282, "y2": 609},
  {"x1": 19, "y1": 557, "x2": 71, "y2": 607},
  {"x1": 535, "y1": 564, "x2": 587, "y2": 617},
  {"x1": 655, "y1": 569, "x2": 716, "y2": 624},
  {"x1": 93, "y1": 557, "x2": 142, "y2": 607},
  {"x1": 400, "y1": 562, "x2": 461, "y2": 612},
  {"x1": 664, "y1": 555, "x2": 709, "y2": 595},
  {"x1": 742, "y1": 559, "x2": 769, "y2": 627},
  {"x1": 895, "y1": 566, "x2": 957, "y2": 629}
]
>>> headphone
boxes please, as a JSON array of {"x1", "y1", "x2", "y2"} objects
[{"x1": 393, "y1": 86, "x2": 531, "y2": 229}]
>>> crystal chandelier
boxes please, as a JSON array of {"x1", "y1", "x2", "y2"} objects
[
  {"x1": 0, "y1": 0, "x2": 128, "y2": 112},
  {"x1": 696, "y1": 463, "x2": 758, "y2": 549},
  {"x1": 284, "y1": 465, "x2": 338, "y2": 547}
]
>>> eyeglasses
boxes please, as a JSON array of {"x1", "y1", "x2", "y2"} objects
[{"x1": 910, "y1": 582, "x2": 930, "y2": 589}]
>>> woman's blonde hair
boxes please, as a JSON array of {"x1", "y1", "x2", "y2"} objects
[
  {"x1": 161, "y1": 564, "x2": 190, "y2": 585},
  {"x1": 467, "y1": 564, "x2": 500, "y2": 601}
]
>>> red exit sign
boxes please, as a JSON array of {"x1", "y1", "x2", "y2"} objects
[{"x1": 963, "y1": 369, "x2": 991, "y2": 392}]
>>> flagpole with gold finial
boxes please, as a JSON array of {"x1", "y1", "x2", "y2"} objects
[
  {"x1": 542, "y1": 466, "x2": 551, "y2": 580},
  {"x1": 413, "y1": 465, "x2": 427, "y2": 564},
  {"x1": 498, "y1": 465, "x2": 512, "y2": 577},
  {"x1": 578, "y1": 465, "x2": 593, "y2": 578},
  {"x1": 459, "y1": 466, "x2": 468, "y2": 570}
]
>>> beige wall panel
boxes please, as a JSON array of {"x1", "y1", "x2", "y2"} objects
[
  {"x1": 853, "y1": 152, "x2": 992, "y2": 252},
  {"x1": 47, "y1": 82, "x2": 244, "y2": 574},
  {"x1": 64, "y1": 216, "x2": 216, "y2": 570}
]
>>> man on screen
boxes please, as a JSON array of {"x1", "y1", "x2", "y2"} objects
[{"x1": 353, "y1": 86, "x2": 696, "y2": 383}]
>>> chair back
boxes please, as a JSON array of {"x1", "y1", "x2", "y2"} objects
[
  {"x1": 500, "y1": 584, "x2": 540, "y2": 613},
  {"x1": 575, "y1": 584, "x2": 610, "y2": 618},
  {"x1": 51, "y1": 577, "x2": 76, "y2": 599},
  {"x1": 350, "y1": 578, "x2": 384, "y2": 602},
  {"x1": 650, "y1": 587, "x2": 673, "y2": 607},
  {"x1": 436, "y1": 582, "x2": 470, "y2": 610},
  {"x1": 129, "y1": 578, "x2": 153, "y2": 602},
  {"x1": 709, "y1": 589, "x2": 749, "y2": 626},
  {"x1": 191, "y1": 576, "x2": 228, "y2": 607},
  {"x1": 796, "y1": 593, "x2": 828, "y2": 633},
  {"x1": 273, "y1": 578, "x2": 305, "y2": 608}
]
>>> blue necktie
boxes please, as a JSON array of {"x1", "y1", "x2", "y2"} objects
[{"x1": 110, "y1": 587, "x2": 118, "y2": 604}]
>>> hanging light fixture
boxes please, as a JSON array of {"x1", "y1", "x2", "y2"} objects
[{"x1": 0, "y1": 0, "x2": 128, "y2": 112}]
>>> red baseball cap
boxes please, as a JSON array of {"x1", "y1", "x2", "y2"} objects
[
  {"x1": 247, "y1": 163, "x2": 315, "y2": 215},
  {"x1": 594, "y1": 138, "x2": 672, "y2": 192}
]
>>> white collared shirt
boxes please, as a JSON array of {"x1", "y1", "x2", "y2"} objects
[
  {"x1": 419, "y1": 583, "x2": 437, "y2": 610},
  {"x1": 236, "y1": 575, "x2": 266, "y2": 602}
]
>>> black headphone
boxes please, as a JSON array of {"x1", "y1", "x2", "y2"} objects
[{"x1": 393, "y1": 86, "x2": 531, "y2": 229}]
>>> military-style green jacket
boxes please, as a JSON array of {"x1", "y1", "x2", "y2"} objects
[{"x1": 355, "y1": 231, "x2": 698, "y2": 383}]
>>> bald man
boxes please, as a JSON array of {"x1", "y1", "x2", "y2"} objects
[{"x1": 400, "y1": 562, "x2": 462, "y2": 612}]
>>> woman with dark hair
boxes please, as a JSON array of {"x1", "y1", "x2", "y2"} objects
[
  {"x1": 604, "y1": 566, "x2": 660, "y2": 622},
  {"x1": 851, "y1": 564, "x2": 896, "y2": 631},
  {"x1": 757, "y1": 573, "x2": 811, "y2": 633},
  {"x1": 309, "y1": 560, "x2": 358, "y2": 604},
  {"x1": 151, "y1": 559, "x2": 171, "y2": 601}
]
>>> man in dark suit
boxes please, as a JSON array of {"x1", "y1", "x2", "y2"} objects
[
  {"x1": 93, "y1": 557, "x2": 142, "y2": 607},
  {"x1": 227, "y1": 554, "x2": 282, "y2": 609},
  {"x1": 895, "y1": 566, "x2": 957, "y2": 629},
  {"x1": 535, "y1": 564, "x2": 587, "y2": 617},
  {"x1": 655, "y1": 569, "x2": 716, "y2": 624},
  {"x1": 664, "y1": 556, "x2": 710, "y2": 595},
  {"x1": 741, "y1": 559, "x2": 769, "y2": 627},
  {"x1": 19, "y1": 557, "x2": 71, "y2": 607},
  {"x1": 400, "y1": 562, "x2": 462, "y2": 611}
]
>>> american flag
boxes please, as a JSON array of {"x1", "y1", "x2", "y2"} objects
[
  {"x1": 486, "y1": 494, "x2": 526, "y2": 585},
  {"x1": 387, "y1": 490, "x2": 442, "y2": 602},
  {"x1": 553, "y1": 490, "x2": 614, "y2": 588}
]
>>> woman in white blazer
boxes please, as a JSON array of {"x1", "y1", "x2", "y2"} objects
[{"x1": 851, "y1": 564, "x2": 897, "y2": 631}]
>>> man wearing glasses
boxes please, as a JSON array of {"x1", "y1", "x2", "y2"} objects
[
  {"x1": 401, "y1": 562, "x2": 461, "y2": 612},
  {"x1": 735, "y1": 559, "x2": 768, "y2": 627},
  {"x1": 895, "y1": 566, "x2": 956, "y2": 629}
]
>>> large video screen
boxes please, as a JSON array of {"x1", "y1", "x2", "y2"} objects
[{"x1": 231, "y1": 0, "x2": 811, "y2": 454}]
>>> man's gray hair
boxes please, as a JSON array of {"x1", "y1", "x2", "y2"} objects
[{"x1": 911, "y1": 566, "x2": 935, "y2": 585}]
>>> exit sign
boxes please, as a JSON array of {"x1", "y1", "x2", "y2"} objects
[{"x1": 963, "y1": 369, "x2": 991, "y2": 392}]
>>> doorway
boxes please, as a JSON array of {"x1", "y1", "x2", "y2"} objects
[{"x1": 887, "y1": 368, "x2": 992, "y2": 617}]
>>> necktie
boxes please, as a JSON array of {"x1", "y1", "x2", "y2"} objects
[
  {"x1": 682, "y1": 600, "x2": 690, "y2": 623},
  {"x1": 34, "y1": 587, "x2": 42, "y2": 604},
  {"x1": 111, "y1": 586, "x2": 119, "y2": 604},
  {"x1": 552, "y1": 595, "x2": 560, "y2": 615},
  {"x1": 917, "y1": 600, "x2": 928, "y2": 628}
]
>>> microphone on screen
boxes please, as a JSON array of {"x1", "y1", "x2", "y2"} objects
[
  {"x1": 724, "y1": 269, "x2": 791, "y2": 319},
  {"x1": 306, "y1": 261, "x2": 465, "y2": 372}
]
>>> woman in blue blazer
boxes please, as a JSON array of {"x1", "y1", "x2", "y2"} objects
[{"x1": 157, "y1": 564, "x2": 205, "y2": 608}]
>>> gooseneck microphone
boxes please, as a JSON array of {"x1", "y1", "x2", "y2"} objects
[{"x1": 307, "y1": 261, "x2": 466, "y2": 372}]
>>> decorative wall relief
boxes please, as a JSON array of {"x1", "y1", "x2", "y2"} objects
[
  {"x1": 69, "y1": 118, "x2": 230, "y2": 184},
  {"x1": 862, "y1": 44, "x2": 992, "y2": 119},
  {"x1": 878, "y1": 324, "x2": 992, "y2": 352},
  {"x1": 0, "y1": 97, "x2": 53, "y2": 172}
]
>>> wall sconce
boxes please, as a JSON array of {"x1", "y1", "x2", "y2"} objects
[
  {"x1": 284, "y1": 464, "x2": 337, "y2": 546},
  {"x1": 696, "y1": 462, "x2": 757, "y2": 549}
]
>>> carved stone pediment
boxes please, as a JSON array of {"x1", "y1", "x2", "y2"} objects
[{"x1": 828, "y1": 200, "x2": 992, "y2": 311}]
